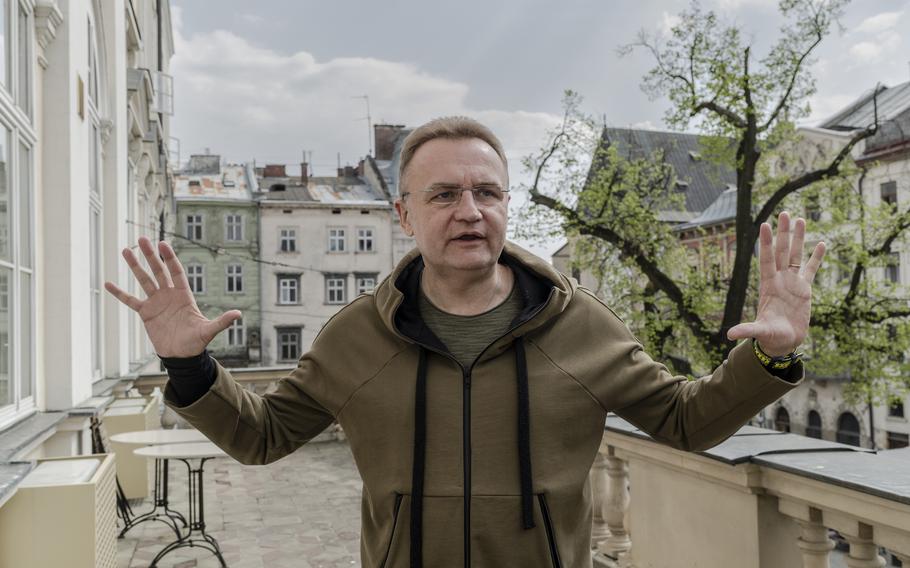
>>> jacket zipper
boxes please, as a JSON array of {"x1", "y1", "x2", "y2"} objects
[
  {"x1": 402, "y1": 287, "x2": 556, "y2": 568},
  {"x1": 537, "y1": 493, "x2": 563, "y2": 568},
  {"x1": 380, "y1": 492, "x2": 403, "y2": 568}
]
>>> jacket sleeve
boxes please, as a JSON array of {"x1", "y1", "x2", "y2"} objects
[
  {"x1": 569, "y1": 290, "x2": 804, "y2": 452},
  {"x1": 162, "y1": 323, "x2": 348, "y2": 466}
]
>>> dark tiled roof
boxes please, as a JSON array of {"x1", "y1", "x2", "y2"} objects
[{"x1": 600, "y1": 127, "x2": 736, "y2": 214}]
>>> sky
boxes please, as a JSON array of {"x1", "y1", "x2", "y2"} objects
[{"x1": 168, "y1": 0, "x2": 910, "y2": 258}]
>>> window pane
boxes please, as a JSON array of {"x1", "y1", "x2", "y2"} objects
[
  {"x1": 0, "y1": 126, "x2": 9, "y2": 262},
  {"x1": 90, "y1": 208, "x2": 101, "y2": 375},
  {"x1": 18, "y1": 143, "x2": 30, "y2": 267},
  {"x1": 17, "y1": 6, "x2": 28, "y2": 115},
  {"x1": 0, "y1": 266, "x2": 10, "y2": 407},
  {"x1": 89, "y1": 124, "x2": 99, "y2": 194},
  {"x1": 19, "y1": 270, "x2": 29, "y2": 398},
  {"x1": 0, "y1": 1, "x2": 7, "y2": 89}
]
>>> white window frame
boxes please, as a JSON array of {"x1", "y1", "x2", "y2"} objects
[
  {"x1": 186, "y1": 214, "x2": 203, "y2": 240},
  {"x1": 227, "y1": 317, "x2": 245, "y2": 348},
  {"x1": 226, "y1": 264, "x2": 243, "y2": 293},
  {"x1": 186, "y1": 263, "x2": 205, "y2": 294},
  {"x1": 225, "y1": 213, "x2": 243, "y2": 242},
  {"x1": 356, "y1": 275, "x2": 376, "y2": 295},
  {"x1": 328, "y1": 227, "x2": 346, "y2": 253},
  {"x1": 278, "y1": 275, "x2": 298, "y2": 305},
  {"x1": 279, "y1": 227, "x2": 296, "y2": 252},
  {"x1": 356, "y1": 227, "x2": 374, "y2": 253},
  {"x1": 277, "y1": 328, "x2": 301, "y2": 361},
  {"x1": 0, "y1": 114, "x2": 37, "y2": 427},
  {"x1": 325, "y1": 274, "x2": 346, "y2": 304}
]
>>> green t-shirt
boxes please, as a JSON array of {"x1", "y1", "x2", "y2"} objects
[{"x1": 418, "y1": 273, "x2": 524, "y2": 369}]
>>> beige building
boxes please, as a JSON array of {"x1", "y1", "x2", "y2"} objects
[{"x1": 256, "y1": 162, "x2": 394, "y2": 365}]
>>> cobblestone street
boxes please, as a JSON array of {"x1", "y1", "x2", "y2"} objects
[{"x1": 116, "y1": 440, "x2": 363, "y2": 568}]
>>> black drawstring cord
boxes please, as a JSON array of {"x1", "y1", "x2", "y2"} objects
[
  {"x1": 516, "y1": 337, "x2": 536, "y2": 530},
  {"x1": 410, "y1": 347, "x2": 428, "y2": 568}
]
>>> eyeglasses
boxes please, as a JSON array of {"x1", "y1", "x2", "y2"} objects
[{"x1": 401, "y1": 184, "x2": 510, "y2": 207}]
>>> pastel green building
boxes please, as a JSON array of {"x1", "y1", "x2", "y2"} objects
[{"x1": 172, "y1": 155, "x2": 261, "y2": 366}]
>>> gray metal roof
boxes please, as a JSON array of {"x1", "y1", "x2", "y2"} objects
[
  {"x1": 600, "y1": 127, "x2": 736, "y2": 214},
  {"x1": 258, "y1": 175, "x2": 388, "y2": 204},
  {"x1": 173, "y1": 164, "x2": 256, "y2": 202},
  {"x1": 674, "y1": 185, "x2": 737, "y2": 231},
  {"x1": 820, "y1": 81, "x2": 910, "y2": 131}
]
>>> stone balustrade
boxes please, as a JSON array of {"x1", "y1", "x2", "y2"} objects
[{"x1": 590, "y1": 414, "x2": 910, "y2": 568}]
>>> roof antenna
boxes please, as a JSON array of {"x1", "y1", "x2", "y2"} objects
[{"x1": 353, "y1": 95, "x2": 373, "y2": 156}]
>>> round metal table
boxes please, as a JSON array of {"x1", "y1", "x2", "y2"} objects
[
  {"x1": 135, "y1": 442, "x2": 228, "y2": 567},
  {"x1": 110, "y1": 429, "x2": 209, "y2": 538}
]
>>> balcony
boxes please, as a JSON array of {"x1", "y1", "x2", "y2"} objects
[{"x1": 592, "y1": 415, "x2": 910, "y2": 568}]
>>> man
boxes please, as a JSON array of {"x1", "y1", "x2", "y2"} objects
[{"x1": 105, "y1": 116, "x2": 822, "y2": 568}]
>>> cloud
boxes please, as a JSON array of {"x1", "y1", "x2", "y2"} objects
[
  {"x1": 170, "y1": 26, "x2": 561, "y2": 182},
  {"x1": 853, "y1": 10, "x2": 903, "y2": 34},
  {"x1": 847, "y1": 30, "x2": 902, "y2": 63},
  {"x1": 659, "y1": 11, "x2": 681, "y2": 37}
]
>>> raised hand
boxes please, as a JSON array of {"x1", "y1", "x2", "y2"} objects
[
  {"x1": 104, "y1": 236, "x2": 241, "y2": 358},
  {"x1": 726, "y1": 211, "x2": 825, "y2": 357}
]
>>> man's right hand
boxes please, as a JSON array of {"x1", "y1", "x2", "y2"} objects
[{"x1": 104, "y1": 236, "x2": 241, "y2": 358}]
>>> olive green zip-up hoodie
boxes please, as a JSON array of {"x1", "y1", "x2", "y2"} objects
[{"x1": 163, "y1": 239, "x2": 803, "y2": 568}]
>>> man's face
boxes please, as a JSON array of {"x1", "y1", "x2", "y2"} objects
[{"x1": 394, "y1": 137, "x2": 510, "y2": 273}]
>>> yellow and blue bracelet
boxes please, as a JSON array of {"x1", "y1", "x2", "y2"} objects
[{"x1": 752, "y1": 338, "x2": 803, "y2": 370}]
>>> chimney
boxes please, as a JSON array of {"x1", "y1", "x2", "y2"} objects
[
  {"x1": 344, "y1": 165, "x2": 355, "y2": 178},
  {"x1": 263, "y1": 164, "x2": 286, "y2": 178},
  {"x1": 374, "y1": 124, "x2": 407, "y2": 160},
  {"x1": 300, "y1": 162, "x2": 309, "y2": 184},
  {"x1": 337, "y1": 167, "x2": 344, "y2": 177},
  {"x1": 356, "y1": 158, "x2": 365, "y2": 177}
]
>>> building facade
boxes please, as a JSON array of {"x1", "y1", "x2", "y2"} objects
[
  {"x1": 1, "y1": 0, "x2": 175, "y2": 455},
  {"x1": 172, "y1": 155, "x2": 261, "y2": 367},
  {"x1": 256, "y1": 162, "x2": 394, "y2": 366}
]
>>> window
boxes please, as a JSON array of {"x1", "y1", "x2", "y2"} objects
[
  {"x1": 17, "y1": 5, "x2": 31, "y2": 117},
  {"x1": 186, "y1": 214, "x2": 202, "y2": 240},
  {"x1": 186, "y1": 263, "x2": 204, "y2": 294},
  {"x1": 887, "y1": 431, "x2": 909, "y2": 449},
  {"x1": 225, "y1": 214, "x2": 243, "y2": 241},
  {"x1": 805, "y1": 194, "x2": 821, "y2": 222},
  {"x1": 356, "y1": 274, "x2": 376, "y2": 295},
  {"x1": 227, "y1": 318, "x2": 245, "y2": 348},
  {"x1": 885, "y1": 252, "x2": 900, "y2": 284},
  {"x1": 279, "y1": 228, "x2": 296, "y2": 252},
  {"x1": 226, "y1": 264, "x2": 243, "y2": 293},
  {"x1": 357, "y1": 228, "x2": 374, "y2": 252},
  {"x1": 881, "y1": 181, "x2": 898, "y2": 208},
  {"x1": 890, "y1": 400, "x2": 905, "y2": 418},
  {"x1": 774, "y1": 406, "x2": 791, "y2": 433},
  {"x1": 326, "y1": 274, "x2": 346, "y2": 304},
  {"x1": 277, "y1": 328, "x2": 300, "y2": 361},
  {"x1": 836, "y1": 412, "x2": 861, "y2": 447},
  {"x1": 90, "y1": 207, "x2": 101, "y2": 379},
  {"x1": 328, "y1": 228, "x2": 346, "y2": 252},
  {"x1": 87, "y1": 17, "x2": 99, "y2": 106},
  {"x1": 278, "y1": 276, "x2": 299, "y2": 304},
  {"x1": 806, "y1": 410, "x2": 822, "y2": 439}
]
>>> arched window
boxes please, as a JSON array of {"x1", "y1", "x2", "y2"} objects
[
  {"x1": 806, "y1": 410, "x2": 822, "y2": 439},
  {"x1": 836, "y1": 413, "x2": 861, "y2": 447},
  {"x1": 774, "y1": 407, "x2": 791, "y2": 433}
]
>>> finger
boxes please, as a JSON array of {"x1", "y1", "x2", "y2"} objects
[
  {"x1": 727, "y1": 321, "x2": 762, "y2": 341},
  {"x1": 758, "y1": 222, "x2": 775, "y2": 282},
  {"x1": 158, "y1": 240, "x2": 191, "y2": 290},
  {"x1": 139, "y1": 236, "x2": 174, "y2": 288},
  {"x1": 788, "y1": 217, "x2": 806, "y2": 271},
  {"x1": 104, "y1": 280, "x2": 143, "y2": 312},
  {"x1": 775, "y1": 211, "x2": 791, "y2": 271},
  {"x1": 122, "y1": 246, "x2": 158, "y2": 298},
  {"x1": 803, "y1": 241, "x2": 826, "y2": 284},
  {"x1": 202, "y1": 310, "x2": 242, "y2": 339}
]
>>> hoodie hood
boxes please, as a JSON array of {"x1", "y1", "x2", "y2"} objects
[{"x1": 374, "y1": 239, "x2": 577, "y2": 350}]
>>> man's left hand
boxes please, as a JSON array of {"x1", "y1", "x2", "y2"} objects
[{"x1": 726, "y1": 211, "x2": 825, "y2": 357}]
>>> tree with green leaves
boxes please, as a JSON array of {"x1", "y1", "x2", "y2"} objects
[{"x1": 513, "y1": 0, "x2": 909, "y2": 404}]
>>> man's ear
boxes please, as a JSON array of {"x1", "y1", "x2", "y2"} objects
[{"x1": 394, "y1": 198, "x2": 414, "y2": 237}]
